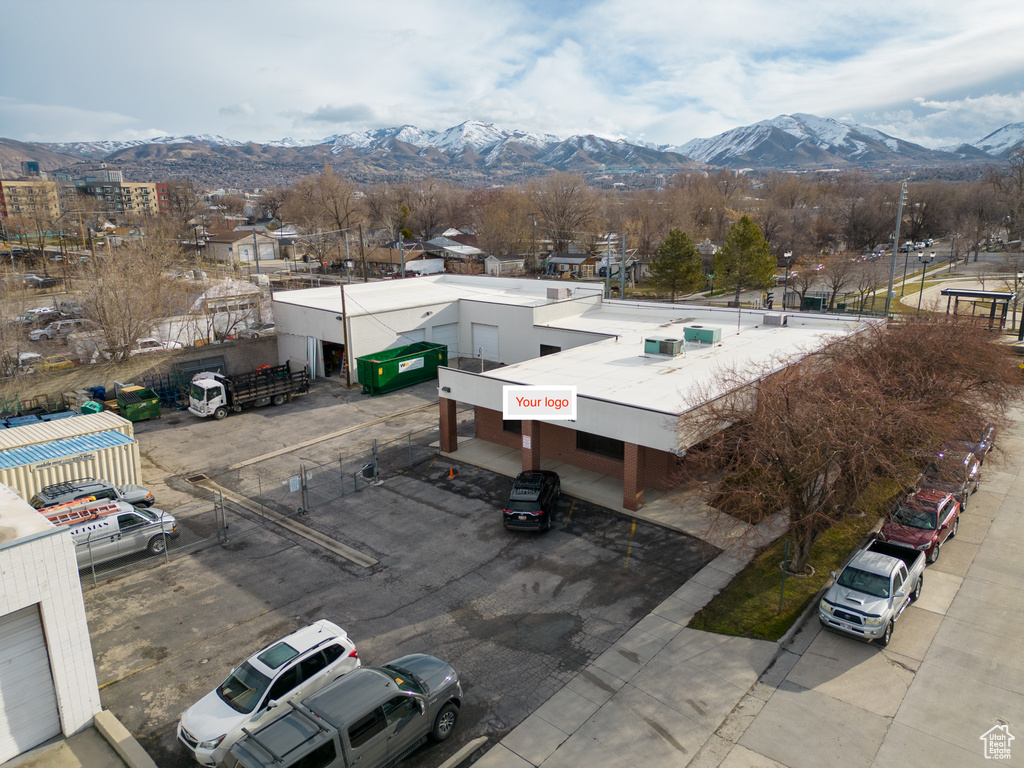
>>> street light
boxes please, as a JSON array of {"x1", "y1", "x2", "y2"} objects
[
  {"x1": 782, "y1": 251, "x2": 793, "y2": 310},
  {"x1": 917, "y1": 251, "x2": 935, "y2": 312}
]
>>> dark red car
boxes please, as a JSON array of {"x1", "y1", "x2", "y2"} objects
[{"x1": 878, "y1": 488, "x2": 960, "y2": 564}]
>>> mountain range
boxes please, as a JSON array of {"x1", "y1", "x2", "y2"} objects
[{"x1": 1, "y1": 115, "x2": 1021, "y2": 189}]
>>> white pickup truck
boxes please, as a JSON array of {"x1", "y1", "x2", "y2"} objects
[{"x1": 818, "y1": 540, "x2": 925, "y2": 647}]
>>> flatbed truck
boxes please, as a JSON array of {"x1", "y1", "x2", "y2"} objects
[{"x1": 188, "y1": 362, "x2": 309, "y2": 419}]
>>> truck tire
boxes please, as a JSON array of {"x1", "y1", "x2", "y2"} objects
[
  {"x1": 214, "y1": 407, "x2": 228, "y2": 420},
  {"x1": 878, "y1": 620, "x2": 894, "y2": 648},
  {"x1": 430, "y1": 702, "x2": 458, "y2": 742},
  {"x1": 147, "y1": 535, "x2": 167, "y2": 555},
  {"x1": 912, "y1": 575, "x2": 923, "y2": 602},
  {"x1": 272, "y1": 394, "x2": 286, "y2": 406}
]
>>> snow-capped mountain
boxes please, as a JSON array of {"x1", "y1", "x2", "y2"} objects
[
  {"x1": 4, "y1": 114, "x2": 1020, "y2": 189},
  {"x1": 972, "y1": 123, "x2": 1024, "y2": 158},
  {"x1": 668, "y1": 113, "x2": 954, "y2": 169}
]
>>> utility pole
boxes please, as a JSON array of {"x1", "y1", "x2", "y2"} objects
[
  {"x1": 621, "y1": 234, "x2": 627, "y2": 298},
  {"x1": 358, "y1": 222, "x2": 367, "y2": 282},
  {"x1": 252, "y1": 228, "x2": 261, "y2": 273},
  {"x1": 399, "y1": 231, "x2": 405, "y2": 277},
  {"x1": 604, "y1": 233, "x2": 611, "y2": 298},
  {"x1": 884, "y1": 183, "x2": 908, "y2": 316}
]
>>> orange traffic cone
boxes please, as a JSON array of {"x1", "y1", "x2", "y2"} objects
[{"x1": 447, "y1": 467, "x2": 456, "y2": 479}]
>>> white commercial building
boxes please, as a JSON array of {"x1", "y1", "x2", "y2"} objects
[
  {"x1": 0, "y1": 483, "x2": 102, "y2": 761},
  {"x1": 272, "y1": 275, "x2": 880, "y2": 510}
]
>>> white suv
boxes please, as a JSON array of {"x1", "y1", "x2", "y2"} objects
[{"x1": 178, "y1": 621, "x2": 360, "y2": 766}]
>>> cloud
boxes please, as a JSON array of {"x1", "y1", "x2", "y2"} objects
[
  {"x1": 219, "y1": 103, "x2": 256, "y2": 119},
  {"x1": 303, "y1": 104, "x2": 378, "y2": 125}
]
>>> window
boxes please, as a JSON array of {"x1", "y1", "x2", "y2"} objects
[
  {"x1": 382, "y1": 695, "x2": 419, "y2": 725},
  {"x1": 348, "y1": 708, "x2": 386, "y2": 748},
  {"x1": 321, "y1": 644, "x2": 344, "y2": 666},
  {"x1": 299, "y1": 650, "x2": 328, "y2": 679},
  {"x1": 291, "y1": 741, "x2": 337, "y2": 768},
  {"x1": 118, "y1": 513, "x2": 145, "y2": 530},
  {"x1": 503, "y1": 420, "x2": 522, "y2": 435},
  {"x1": 576, "y1": 431, "x2": 624, "y2": 460},
  {"x1": 265, "y1": 664, "x2": 301, "y2": 704}
]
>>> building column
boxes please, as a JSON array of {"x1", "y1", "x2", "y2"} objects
[
  {"x1": 522, "y1": 420, "x2": 542, "y2": 471},
  {"x1": 623, "y1": 442, "x2": 644, "y2": 511},
  {"x1": 439, "y1": 397, "x2": 458, "y2": 453}
]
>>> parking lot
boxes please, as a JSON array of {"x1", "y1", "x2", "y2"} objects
[{"x1": 84, "y1": 379, "x2": 718, "y2": 767}]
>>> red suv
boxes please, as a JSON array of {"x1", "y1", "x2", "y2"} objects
[{"x1": 878, "y1": 488, "x2": 960, "y2": 564}]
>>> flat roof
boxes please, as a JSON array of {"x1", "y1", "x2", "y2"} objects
[
  {"x1": 273, "y1": 274, "x2": 603, "y2": 316},
  {"x1": 0, "y1": 482, "x2": 53, "y2": 544},
  {"x1": 488, "y1": 303, "x2": 877, "y2": 414}
]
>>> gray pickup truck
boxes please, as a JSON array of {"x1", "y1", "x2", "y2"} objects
[{"x1": 818, "y1": 540, "x2": 925, "y2": 647}]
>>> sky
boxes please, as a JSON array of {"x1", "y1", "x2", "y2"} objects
[{"x1": 3, "y1": 0, "x2": 1024, "y2": 149}]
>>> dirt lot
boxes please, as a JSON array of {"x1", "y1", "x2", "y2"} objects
[{"x1": 85, "y1": 379, "x2": 717, "y2": 767}]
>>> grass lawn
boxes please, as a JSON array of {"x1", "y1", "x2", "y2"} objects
[{"x1": 689, "y1": 512, "x2": 882, "y2": 641}]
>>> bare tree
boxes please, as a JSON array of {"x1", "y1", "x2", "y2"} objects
[
  {"x1": 529, "y1": 173, "x2": 597, "y2": 252},
  {"x1": 688, "y1": 316, "x2": 1020, "y2": 571}
]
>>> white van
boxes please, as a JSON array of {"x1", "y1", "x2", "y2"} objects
[{"x1": 60, "y1": 501, "x2": 179, "y2": 569}]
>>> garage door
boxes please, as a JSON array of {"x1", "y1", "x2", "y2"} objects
[
  {"x1": 401, "y1": 329, "x2": 426, "y2": 343},
  {"x1": 471, "y1": 323, "x2": 499, "y2": 361},
  {"x1": 0, "y1": 605, "x2": 61, "y2": 761},
  {"x1": 432, "y1": 323, "x2": 459, "y2": 358}
]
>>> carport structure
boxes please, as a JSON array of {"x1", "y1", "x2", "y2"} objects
[{"x1": 939, "y1": 287, "x2": 1015, "y2": 330}]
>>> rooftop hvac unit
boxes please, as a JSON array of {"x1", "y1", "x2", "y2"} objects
[
  {"x1": 683, "y1": 325, "x2": 722, "y2": 344},
  {"x1": 546, "y1": 287, "x2": 570, "y2": 300},
  {"x1": 644, "y1": 336, "x2": 682, "y2": 357},
  {"x1": 763, "y1": 313, "x2": 788, "y2": 327}
]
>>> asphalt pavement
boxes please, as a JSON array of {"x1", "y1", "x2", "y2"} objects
[{"x1": 472, "y1": 405, "x2": 1024, "y2": 768}]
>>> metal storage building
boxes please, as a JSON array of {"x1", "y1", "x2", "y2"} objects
[{"x1": 0, "y1": 412, "x2": 142, "y2": 502}]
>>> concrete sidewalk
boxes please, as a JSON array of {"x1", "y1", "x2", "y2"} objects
[{"x1": 472, "y1": 408, "x2": 1024, "y2": 768}]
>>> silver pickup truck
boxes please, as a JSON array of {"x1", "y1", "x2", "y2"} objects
[{"x1": 818, "y1": 540, "x2": 925, "y2": 647}]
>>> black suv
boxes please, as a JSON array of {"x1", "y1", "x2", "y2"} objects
[
  {"x1": 919, "y1": 447, "x2": 980, "y2": 509},
  {"x1": 503, "y1": 470, "x2": 560, "y2": 531},
  {"x1": 29, "y1": 477, "x2": 155, "y2": 510}
]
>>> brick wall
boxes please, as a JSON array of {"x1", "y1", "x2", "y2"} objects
[{"x1": 474, "y1": 406, "x2": 679, "y2": 490}]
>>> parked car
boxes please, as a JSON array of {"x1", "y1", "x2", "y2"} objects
[
  {"x1": 16, "y1": 307, "x2": 61, "y2": 327},
  {"x1": 130, "y1": 337, "x2": 183, "y2": 355},
  {"x1": 16, "y1": 351, "x2": 43, "y2": 374},
  {"x1": 225, "y1": 654, "x2": 462, "y2": 768},
  {"x1": 40, "y1": 354, "x2": 80, "y2": 372},
  {"x1": 23, "y1": 274, "x2": 59, "y2": 289},
  {"x1": 877, "y1": 488, "x2": 960, "y2": 564},
  {"x1": 502, "y1": 470, "x2": 560, "y2": 531},
  {"x1": 236, "y1": 321, "x2": 275, "y2": 339},
  {"x1": 953, "y1": 421, "x2": 995, "y2": 463},
  {"x1": 178, "y1": 620, "x2": 361, "y2": 767},
  {"x1": 919, "y1": 446, "x2": 980, "y2": 508},
  {"x1": 58, "y1": 300, "x2": 89, "y2": 317},
  {"x1": 29, "y1": 477, "x2": 155, "y2": 509},
  {"x1": 29, "y1": 317, "x2": 94, "y2": 342},
  {"x1": 819, "y1": 540, "x2": 925, "y2": 647},
  {"x1": 60, "y1": 501, "x2": 179, "y2": 568}
]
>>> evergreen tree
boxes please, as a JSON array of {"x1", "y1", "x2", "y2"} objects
[
  {"x1": 648, "y1": 229, "x2": 705, "y2": 301},
  {"x1": 712, "y1": 216, "x2": 775, "y2": 304}
]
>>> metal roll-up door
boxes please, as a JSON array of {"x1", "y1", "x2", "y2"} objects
[
  {"x1": 471, "y1": 323, "x2": 499, "y2": 361},
  {"x1": 432, "y1": 323, "x2": 459, "y2": 358},
  {"x1": 0, "y1": 605, "x2": 61, "y2": 761}
]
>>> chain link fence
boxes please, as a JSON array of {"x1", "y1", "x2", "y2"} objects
[{"x1": 77, "y1": 405, "x2": 476, "y2": 585}]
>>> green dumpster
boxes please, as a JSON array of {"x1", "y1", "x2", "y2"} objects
[
  {"x1": 356, "y1": 342, "x2": 448, "y2": 396},
  {"x1": 117, "y1": 387, "x2": 162, "y2": 422}
]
